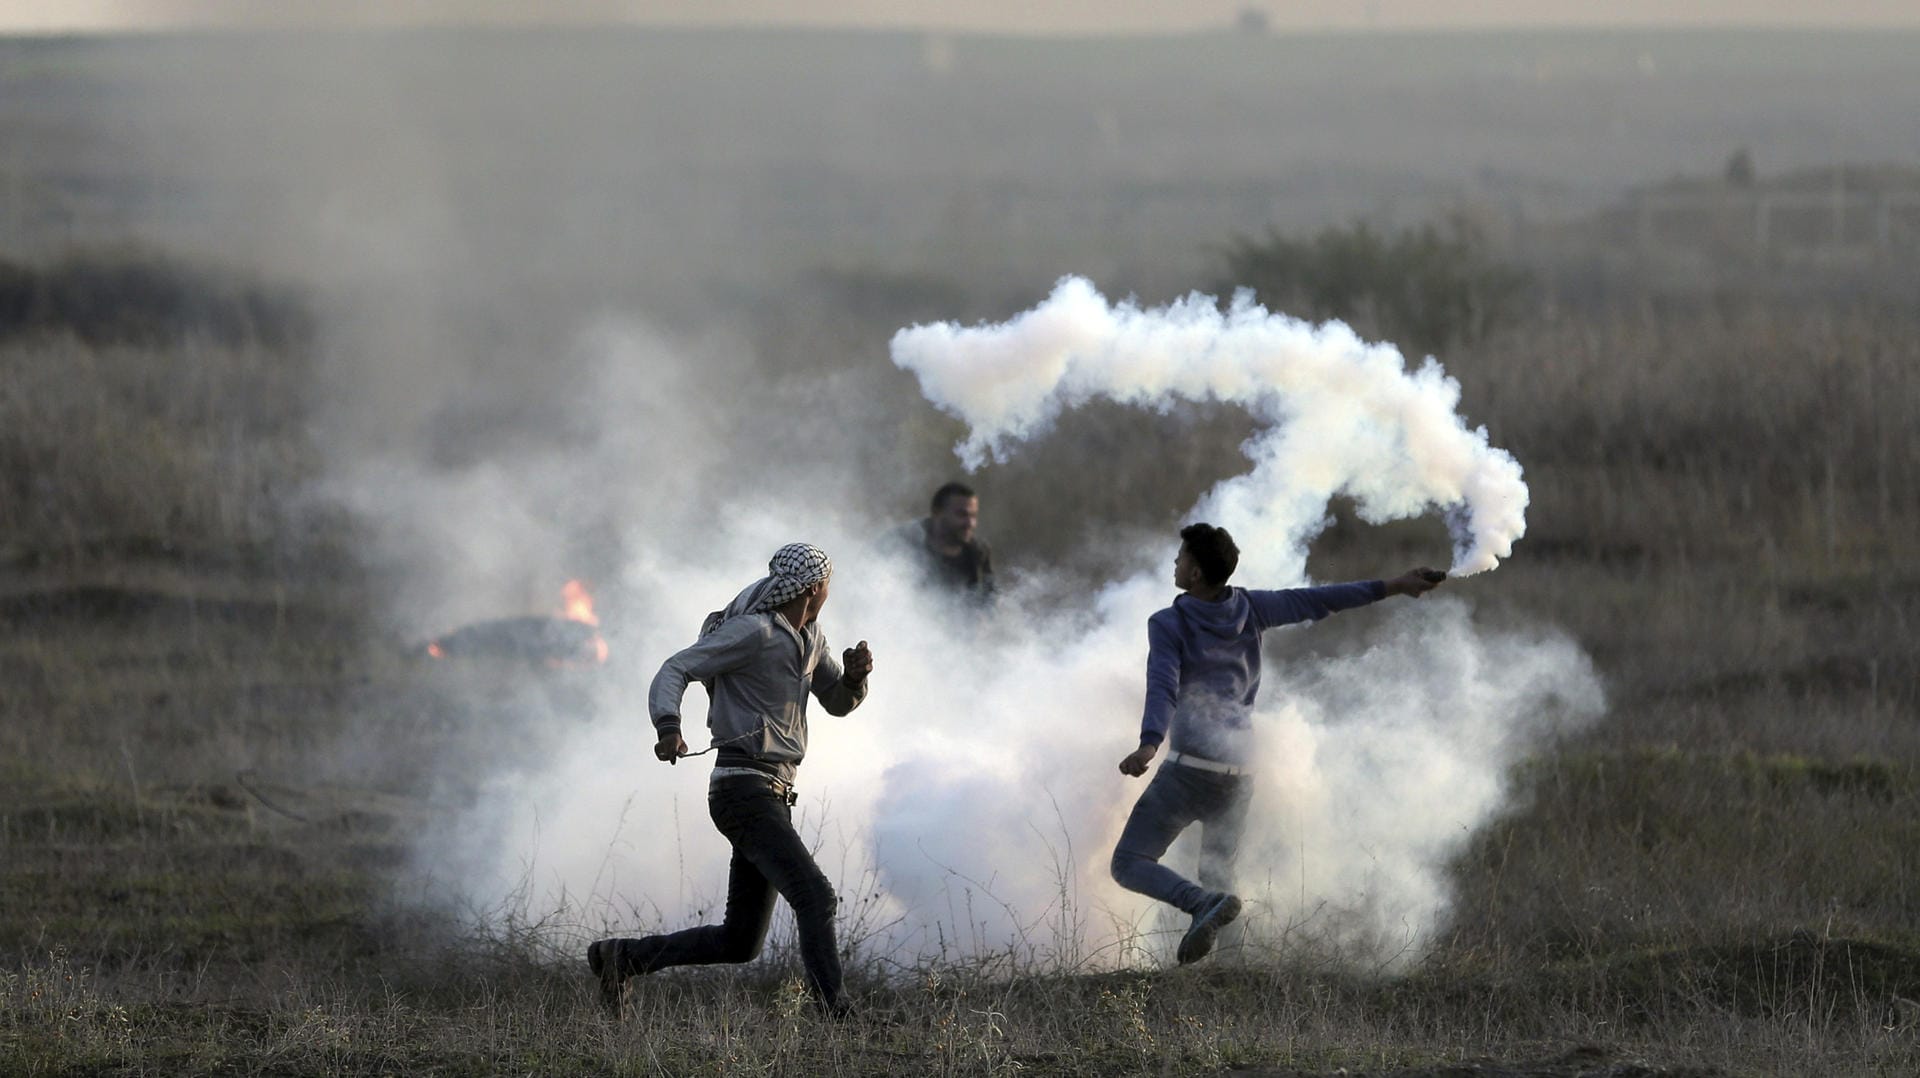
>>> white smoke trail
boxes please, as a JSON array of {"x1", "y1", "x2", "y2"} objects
[{"x1": 890, "y1": 275, "x2": 1527, "y2": 576}]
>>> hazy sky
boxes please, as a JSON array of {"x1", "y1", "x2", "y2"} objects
[{"x1": 5, "y1": 0, "x2": 1919, "y2": 34}]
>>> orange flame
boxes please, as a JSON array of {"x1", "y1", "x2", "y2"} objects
[
  {"x1": 558, "y1": 579, "x2": 610, "y2": 664},
  {"x1": 559, "y1": 579, "x2": 599, "y2": 626}
]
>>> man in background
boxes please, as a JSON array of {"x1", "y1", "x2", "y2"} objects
[
  {"x1": 888, "y1": 480, "x2": 996, "y2": 601},
  {"x1": 1111, "y1": 522, "x2": 1444, "y2": 964}
]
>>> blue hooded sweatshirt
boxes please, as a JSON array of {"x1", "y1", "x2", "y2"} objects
[{"x1": 1139, "y1": 581, "x2": 1386, "y2": 766}]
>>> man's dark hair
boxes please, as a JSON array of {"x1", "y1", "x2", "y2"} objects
[
  {"x1": 930, "y1": 481, "x2": 977, "y2": 513},
  {"x1": 1179, "y1": 522, "x2": 1240, "y2": 587}
]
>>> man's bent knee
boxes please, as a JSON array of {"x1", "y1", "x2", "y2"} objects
[
  {"x1": 1110, "y1": 848, "x2": 1148, "y2": 884},
  {"x1": 718, "y1": 931, "x2": 764, "y2": 964},
  {"x1": 787, "y1": 876, "x2": 838, "y2": 922}
]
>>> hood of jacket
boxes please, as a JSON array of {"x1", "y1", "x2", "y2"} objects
[{"x1": 1169, "y1": 588, "x2": 1254, "y2": 643}]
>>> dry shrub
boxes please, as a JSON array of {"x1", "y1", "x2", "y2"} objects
[
  {"x1": 1454, "y1": 304, "x2": 1920, "y2": 567},
  {"x1": 1215, "y1": 217, "x2": 1530, "y2": 357},
  {"x1": 0, "y1": 334, "x2": 315, "y2": 564}
]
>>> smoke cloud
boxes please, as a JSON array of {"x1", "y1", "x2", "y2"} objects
[
  {"x1": 395, "y1": 281, "x2": 1599, "y2": 975},
  {"x1": 890, "y1": 275, "x2": 1528, "y2": 576},
  {"x1": 68, "y1": 28, "x2": 1596, "y2": 971}
]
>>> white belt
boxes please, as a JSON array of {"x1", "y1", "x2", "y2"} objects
[{"x1": 1164, "y1": 750, "x2": 1251, "y2": 777}]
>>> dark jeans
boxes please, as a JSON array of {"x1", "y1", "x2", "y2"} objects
[
  {"x1": 620, "y1": 776, "x2": 841, "y2": 1006},
  {"x1": 1110, "y1": 760, "x2": 1253, "y2": 915}
]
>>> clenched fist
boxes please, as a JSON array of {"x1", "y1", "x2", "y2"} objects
[{"x1": 842, "y1": 640, "x2": 873, "y2": 686}]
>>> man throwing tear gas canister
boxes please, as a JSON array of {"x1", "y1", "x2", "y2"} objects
[
  {"x1": 588, "y1": 542, "x2": 874, "y2": 1017},
  {"x1": 1111, "y1": 523, "x2": 1444, "y2": 964}
]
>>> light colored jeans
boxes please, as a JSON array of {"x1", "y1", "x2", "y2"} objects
[{"x1": 1110, "y1": 760, "x2": 1253, "y2": 914}]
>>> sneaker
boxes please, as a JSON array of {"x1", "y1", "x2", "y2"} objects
[
  {"x1": 1176, "y1": 893, "x2": 1243, "y2": 965},
  {"x1": 586, "y1": 938, "x2": 625, "y2": 1015}
]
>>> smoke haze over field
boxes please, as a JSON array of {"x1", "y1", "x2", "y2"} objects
[
  {"x1": 2, "y1": 24, "x2": 1653, "y2": 969},
  {"x1": 8, "y1": 28, "x2": 1916, "y2": 300},
  {"x1": 392, "y1": 286, "x2": 1600, "y2": 969}
]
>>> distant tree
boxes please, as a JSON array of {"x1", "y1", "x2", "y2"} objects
[
  {"x1": 1212, "y1": 216, "x2": 1529, "y2": 357},
  {"x1": 1235, "y1": 7, "x2": 1271, "y2": 34},
  {"x1": 1725, "y1": 147, "x2": 1756, "y2": 188}
]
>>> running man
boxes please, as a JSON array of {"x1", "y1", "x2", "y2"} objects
[{"x1": 588, "y1": 542, "x2": 874, "y2": 1016}]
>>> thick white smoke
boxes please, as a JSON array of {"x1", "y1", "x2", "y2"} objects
[
  {"x1": 402, "y1": 281, "x2": 1601, "y2": 975},
  {"x1": 890, "y1": 275, "x2": 1528, "y2": 577}
]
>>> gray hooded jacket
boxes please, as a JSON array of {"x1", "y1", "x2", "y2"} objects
[{"x1": 649, "y1": 610, "x2": 865, "y2": 784}]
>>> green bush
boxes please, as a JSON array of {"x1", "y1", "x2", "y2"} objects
[{"x1": 1213, "y1": 216, "x2": 1528, "y2": 356}]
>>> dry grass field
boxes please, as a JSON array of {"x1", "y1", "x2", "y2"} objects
[
  {"x1": 3, "y1": 242, "x2": 1918, "y2": 1077},
  {"x1": 5, "y1": 25, "x2": 1920, "y2": 1078}
]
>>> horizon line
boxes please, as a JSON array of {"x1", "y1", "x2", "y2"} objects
[{"x1": 6, "y1": 17, "x2": 1920, "y2": 40}]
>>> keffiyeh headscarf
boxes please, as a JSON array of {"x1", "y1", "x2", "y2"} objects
[
  {"x1": 704, "y1": 543, "x2": 835, "y2": 634},
  {"x1": 752, "y1": 543, "x2": 834, "y2": 612}
]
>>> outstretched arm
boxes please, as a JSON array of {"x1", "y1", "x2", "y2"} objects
[{"x1": 1245, "y1": 567, "x2": 1445, "y2": 628}]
